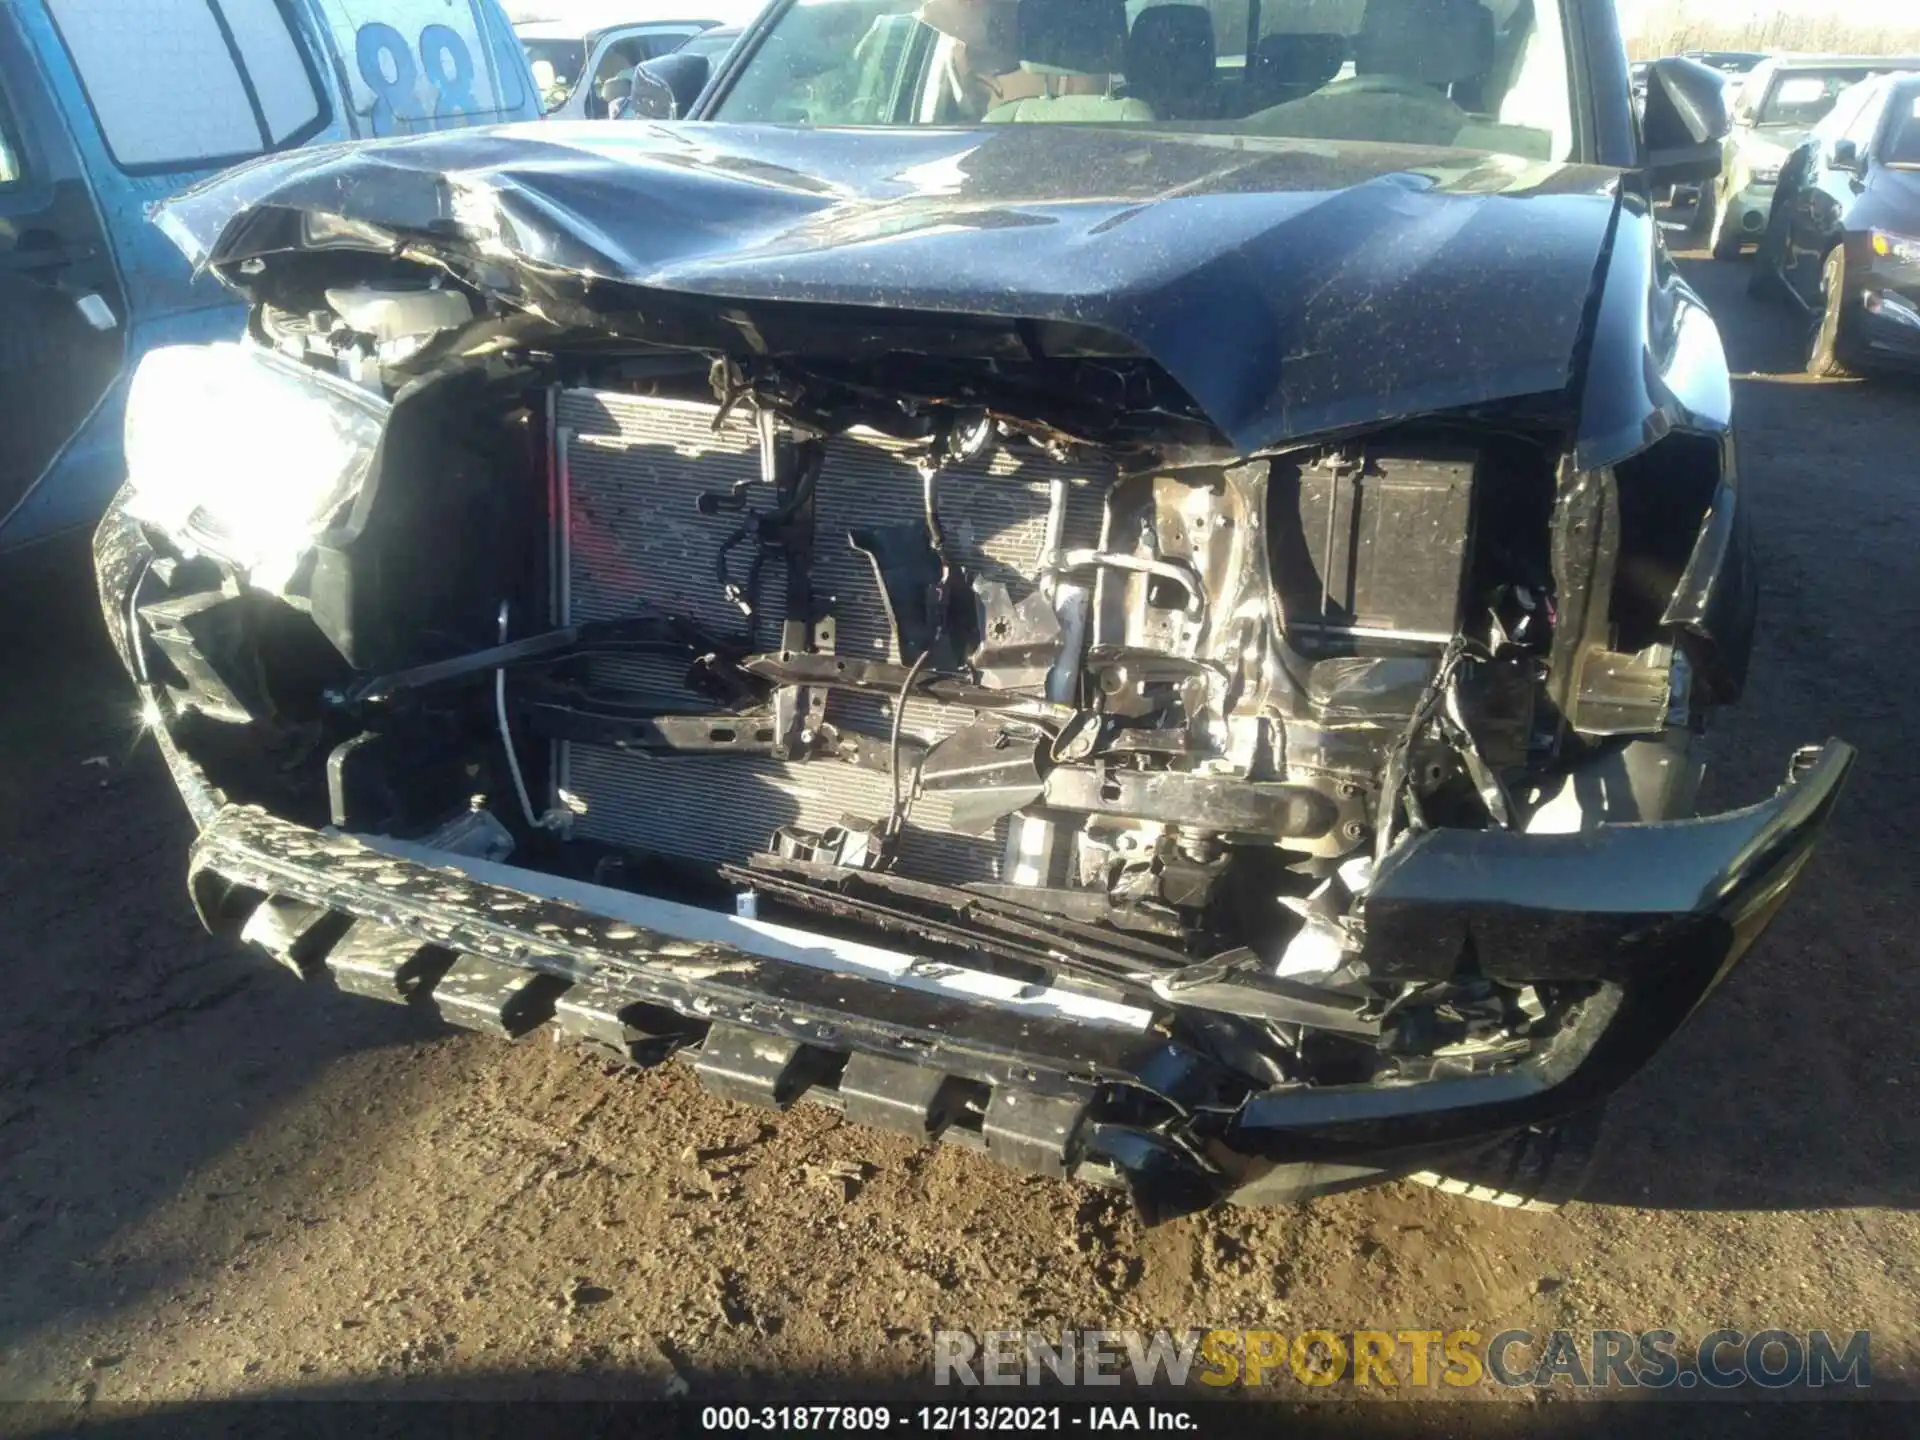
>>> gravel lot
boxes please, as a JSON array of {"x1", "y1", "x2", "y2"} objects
[{"x1": 1, "y1": 250, "x2": 1916, "y2": 1420}]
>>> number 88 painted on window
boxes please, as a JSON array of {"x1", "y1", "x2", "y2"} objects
[{"x1": 356, "y1": 22, "x2": 481, "y2": 134}]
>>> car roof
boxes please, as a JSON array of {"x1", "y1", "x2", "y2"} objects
[
  {"x1": 513, "y1": 11, "x2": 734, "y2": 41},
  {"x1": 515, "y1": 19, "x2": 595, "y2": 40},
  {"x1": 1761, "y1": 54, "x2": 1920, "y2": 72},
  {"x1": 516, "y1": 20, "x2": 717, "y2": 36}
]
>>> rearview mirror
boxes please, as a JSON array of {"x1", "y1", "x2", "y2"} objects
[
  {"x1": 1642, "y1": 56, "x2": 1732, "y2": 186},
  {"x1": 628, "y1": 52, "x2": 710, "y2": 120},
  {"x1": 1828, "y1": 138, "x2": 1861, "y2": 172}
]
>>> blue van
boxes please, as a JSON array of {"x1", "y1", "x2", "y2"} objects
[{"x1": 0, "y1": 0, "x2": 540, "y2": 551}]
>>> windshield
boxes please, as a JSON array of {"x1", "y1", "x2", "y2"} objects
[
  {"x1": 1757, "y1": 69, "x2": 1878, "y2": 127},
  {"x1": 709, "y1": 0, "x2": 1576, "y2": 161},
  {"x1": 683, "y1": 28, "x2": 742, "y2": 59}
]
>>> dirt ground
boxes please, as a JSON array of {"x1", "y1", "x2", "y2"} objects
[{"x1": 1, "y1": 250, "x2": 1916, "y2": 1421}]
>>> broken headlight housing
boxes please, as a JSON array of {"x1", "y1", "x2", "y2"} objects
[{"x1": 123, "y1": 343, "x2": 387, "y2": 592}]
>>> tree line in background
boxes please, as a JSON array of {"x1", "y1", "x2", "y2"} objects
[{"x1": 1630, "y1": 12, "x2": 1920, "y2": 61}]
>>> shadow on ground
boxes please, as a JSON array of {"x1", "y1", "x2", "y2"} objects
[
  {"x1": 1574, "y1": 254, "x2": 1920, "y2": 1211},
  {"x1": 0, "y1": 537, "x2": 437, "y2": 1354}
]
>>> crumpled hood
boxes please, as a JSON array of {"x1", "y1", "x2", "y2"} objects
[{"x1": 160, "y1": 122, "x2": 1623, "y2": 453}]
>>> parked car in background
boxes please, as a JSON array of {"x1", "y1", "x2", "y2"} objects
[
  {"x1": 1694, "y1": 54, "x2": 1920, "y2": 259},
  {"x1": 0, "y1": 0, "x2": 540, "y2": 554},
  {"x1": 1635, "y1": 51, "x2": 1761, "y2": 110},
  {"x1": 622, "y1": 23, "x2": 742, "y2": 116},
  {"x1": 1752, "y1": 71, "x2": 1920, "y2": 376},
  {"x1": 518, "y1": 15, "x2": 726, "y2": 118},
  {"x1": 1680, "y1": 49, "x2": 1767, "y2": 80},
  {"x1": 670, "y1": 22, "x2": 744, "y2": 69},
  {"x1": 614, "y1": 25, "x2": 741, "y2": 118}
]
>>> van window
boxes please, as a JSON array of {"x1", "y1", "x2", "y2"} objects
[
  {"x1": 523, "y1": 37, "x2": 587, "y2": 101},
  {"x1": 0, "y1": 94, "x2": 20, "y2": 185},
  {"x1": 1812, "y1": 81, "x2": 1876, "y2": 152},
  {"x1": 311, "y1": 0, "x2": 532, "y2": 134},
  {"x1": 1842, "y1": 84, "x2": 1889, "y2": 157},
  {"x1": 1887, "y1": 87, "x2": 1920, "y2": 165},
  {"x1": 45, "y1": 0, "x2": 325, "y2": 171}
]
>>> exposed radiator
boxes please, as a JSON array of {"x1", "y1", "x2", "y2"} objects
[{"x1": 553, "y1": 389, "x2": 1109, "y2": 886}]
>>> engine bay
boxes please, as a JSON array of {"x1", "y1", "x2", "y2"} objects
[{"x1": 118, "y1": 306, "x2": 1709, "y2": 1099}]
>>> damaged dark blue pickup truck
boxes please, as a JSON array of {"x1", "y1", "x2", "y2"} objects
[{"x1": 97, "y1": 0, "x2": 1850, "y2": 1222}]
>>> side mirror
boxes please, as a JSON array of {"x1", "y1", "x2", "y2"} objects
[
  {"x1": 628, "y1": 52, "x2": 710, "y2": 120},
  {"x1": 1642, "y1": 55, "x2": 1732, "y2": 186},
  {"x1": 1828, "y1": 138, "x2": 1860, "y2": 172}
]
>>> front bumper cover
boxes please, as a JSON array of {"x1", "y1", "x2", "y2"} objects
[{"x1": 98, "y1": 502, "x2": 1853, "y2": 1217}]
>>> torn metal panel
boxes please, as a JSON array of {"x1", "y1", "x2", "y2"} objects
[
  {"x1": 1545, "y1": 459, "x2": 1623, "y2": 730},
  {"x1": 971, "y1": 581, "x2": 1063, "y2": 692},
  {"x1": 1661, "y1": 472, "x2": 1757, "y2": 703},
  {"x1": 1041, "y1": 767, "x2": 1338, "y2": 841},
  {"x1": 918, "y1": 719, "x2": 1047, "y2": 836}
]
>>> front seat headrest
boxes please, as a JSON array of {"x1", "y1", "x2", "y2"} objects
[
  {"x1": 1354, "y1": 0, "x2": 1493, "y2": 86},
  {"x1": 1251, "y1": 31, "x2": 1347, "y2": 89},
  {"x1": 1017, "y1": 0, "x2": 1127, "y2": 75},
  {"x1": 1125, "y1": 6, "x2": 1215, "y2": 111}
]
